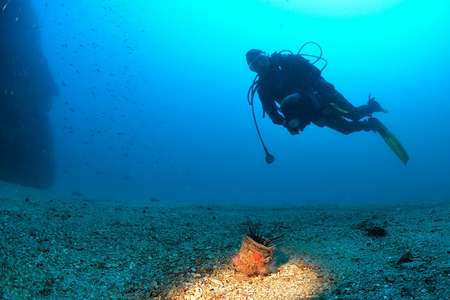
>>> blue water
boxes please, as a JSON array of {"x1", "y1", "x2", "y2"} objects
[{"x1": 31, "y1": 0, "x2": 450, "y2": 204}]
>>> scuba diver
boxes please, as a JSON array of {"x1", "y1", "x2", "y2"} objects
[{"x1": 246, "y1": 42, "x2": 409, "y2": 165}]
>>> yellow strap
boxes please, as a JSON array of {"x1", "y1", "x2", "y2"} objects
[{"x1": 329, "y1": 102, "x2": 350, "y2": 114}]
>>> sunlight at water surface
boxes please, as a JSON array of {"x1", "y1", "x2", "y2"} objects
[{"x1": 267, "y1": 0, "x2": 403, "y2": 16}]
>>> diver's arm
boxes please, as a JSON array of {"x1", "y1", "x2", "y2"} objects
[{"x1": 257, "y1": 88, "x2": 284, "y2": 125}]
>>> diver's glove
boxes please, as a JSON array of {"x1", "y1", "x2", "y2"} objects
[
  {"x1": 271, "y1": 113, "x2": 285, "y2": 125},
  {"x1": 284, "y1": 118, "x2": 301, "y2": 135},
  {"x1": 283, "y1": 121, "x2": 300, "y2": 135},
  {"x1": 286, "y1": 127, "x2": 300, "y2": 135}
]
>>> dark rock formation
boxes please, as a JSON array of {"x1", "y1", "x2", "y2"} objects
[
  {"x1": 0, "y1": 0, "x2": 57, "y2": 188},
  {"x1": 354, "y1": 219, "x2": 388, "y2": 237}
]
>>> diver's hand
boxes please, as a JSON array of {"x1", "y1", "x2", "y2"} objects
[
  {"x1": 271, "y1": 114, "x2": 285, "y2": 125},
  {"x1": 286, "y1": 126, "x2": 299, "y2": 135}
]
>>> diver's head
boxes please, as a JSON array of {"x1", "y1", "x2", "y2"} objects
[{"x1": 246, "y1": 49, "x2": 270, "y2": 73}]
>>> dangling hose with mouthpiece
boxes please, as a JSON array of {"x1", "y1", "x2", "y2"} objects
[{"x1": 248, "y1": 75, "x2": 275, "y2": 164}]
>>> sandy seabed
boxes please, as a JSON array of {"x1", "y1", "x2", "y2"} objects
[{"x1": 1, "y1": 186, "x2": 449, "y2": 299}]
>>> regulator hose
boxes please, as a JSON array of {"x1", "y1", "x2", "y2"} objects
[{"x1": 248, "y1": 76, "x2": 275, "y2": 164}]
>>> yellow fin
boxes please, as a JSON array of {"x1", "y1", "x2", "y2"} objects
[{"x1": 377, "y1": 126, "x2": 409, "y2": 165}]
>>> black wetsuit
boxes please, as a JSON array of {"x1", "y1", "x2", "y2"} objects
[{"x1": 256, "y1": 53, "x2": 374, "y2": 134}]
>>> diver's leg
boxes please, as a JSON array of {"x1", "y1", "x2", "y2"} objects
[
  {"x1": 349, "y1": 99, "x2": 387, "y2": 121},
  {"x1": 320, "y1": 117, "x2": 373, "y2": 135},
  {"x1": 316, "y1": 78, "x2": 386, "y2": 121},
  {"x1": 315, "y1": 77, "x2": 356, "y2": 112},
  {"x1": 349, "y1": 104, "x2": 374, "y2": 121}
]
